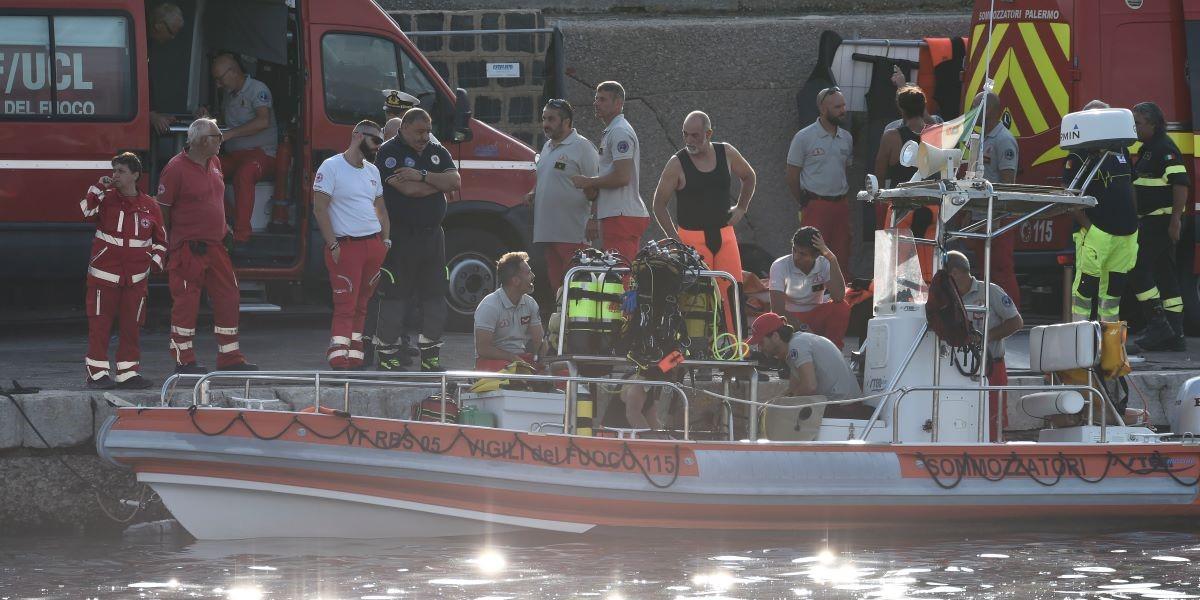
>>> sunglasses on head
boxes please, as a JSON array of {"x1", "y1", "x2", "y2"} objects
[
  {"x1": 817, "y1": 86, "x2": 842, "y2": 104},
  {"x1": 546, "y1": 98, "x2": 574, "y2": 118}
]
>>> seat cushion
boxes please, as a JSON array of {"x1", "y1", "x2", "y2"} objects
[{"x1": 1029, "y1": 322, "x2": 1101, "y2": 373}]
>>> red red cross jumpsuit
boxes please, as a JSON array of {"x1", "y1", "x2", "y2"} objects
[
  {"x1": 81, "y1": 180, "x2": 167, "y2": 384},
  {"x1": 157, "y1": 152, "x2": 248, "y2": 369}
]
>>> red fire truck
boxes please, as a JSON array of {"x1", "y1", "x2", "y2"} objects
[
  {"x1": 959, "y1": 0, "x2": 1199, "y2": 331},
  {"x1": 0, "y1": 0, "x2": 537, "y2": 329}
]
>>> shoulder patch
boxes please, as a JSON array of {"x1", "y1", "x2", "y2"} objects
[
  {"x1": 384, "y1": 156, "x2": 397, "y2": 169},
  {"x1": 788, "y1": 348, "x2": 799, "y2": 362},
  {"x1": 1001, "y1": 294, "x2": 1012, "y2": 307},
  {"x1": 157, "y1": 183, "x2": 166, "y2": 195},
  {"x1": 616, "y1": 140, "x2": 629, "y2": 154},
  {"x1": 404, "y1": 157, "x2": 416, "y2": 167},
  {"x1": 315, "y1": 172, "x2": 323, "y2": 183},
  {"x1": 1166, "y1": 153, "x2": 1176, "y2": 161},
  {"x1": 258, "y1": 90, "x2": 269, "y2": 102},
  {"x1": 1003, "y1": 148, "x2": 1015, "y2": 160},
  {"x1": 431, "y1": 154, "x2": 441, "y2": 165}
]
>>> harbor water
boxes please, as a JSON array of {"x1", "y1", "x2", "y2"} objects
[{"x1": 3, "y1": 529, "x2": 1200, "y2": 599}]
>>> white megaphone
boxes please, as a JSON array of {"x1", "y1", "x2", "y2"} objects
[{"x1": 899, "y1": 139, "x2": 963, "y2": 181}]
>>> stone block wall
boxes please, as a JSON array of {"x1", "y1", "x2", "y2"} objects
[{"x1": 389, "y1": 10, "x2": 551, "y2": 148}]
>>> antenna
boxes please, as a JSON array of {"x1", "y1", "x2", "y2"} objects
[{"x1": 974, "y1": 0, "x2": 998, "y2": 177}]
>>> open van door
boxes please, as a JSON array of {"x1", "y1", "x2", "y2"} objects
[{"x1": 0, "y1": 3, "x2": 149, "y2": 280}]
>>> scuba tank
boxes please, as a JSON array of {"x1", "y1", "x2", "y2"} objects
[{"x1": 564, "y1": 248, "x2": 630, "y2": 355}]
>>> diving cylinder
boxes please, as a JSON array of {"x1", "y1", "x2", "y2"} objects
[
  {"x1": 678, "y1": 278, "x2": 717, "y2": 359},
  {"x1": 594, "y1": 273, "x2": 626, "y2": 356},
  {"x1": 566, "y1": 274, "x2": 599, "y2": 354}
]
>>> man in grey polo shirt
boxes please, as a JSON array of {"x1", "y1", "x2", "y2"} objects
[
  {"x1": 474, "y1": 252, "x2": 548, "y2": 371},
  {"x1": 947, "y1": 250, "x2": 1023, "y2": 441},
  {"x1": 529, "y1": 99, "x2": 599, "y2": 294},
  {"x1": 785, "y1": 86, "x2": 854, "y2": 271},
  {"x1": 571, "y1": 81, "x2": 650, "y2": 262},
  {"x1": 201, "y1": 53, "x2": 278, "y2": 245},
  {"x1": 966, "y1": 91, "x2": 1021, "y2": 308}
]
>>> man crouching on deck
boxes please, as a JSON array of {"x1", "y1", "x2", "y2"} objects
[
  {"x1": 747, "y1": 312, "x2": 867, "y2": 428},
  {"x1": 474, "y1": 252, "x2": 547, "y2": 371}
]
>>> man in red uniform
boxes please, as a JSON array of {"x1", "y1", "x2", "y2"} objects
[
  {"x1": 313, "y1": 120, "x2": 390, "y2": 369},
  {"x1": 82, "y1": 153, "x2": 167, "y2": 389},
  {"x1": 158, "y1": 118, "x2": 257, "y2": 374}
]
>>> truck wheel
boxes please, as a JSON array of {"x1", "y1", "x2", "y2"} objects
[{"x1": 444, "y1": 227, "x2": 504, "y2": 332}]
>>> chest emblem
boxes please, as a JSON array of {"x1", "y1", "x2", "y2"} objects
[
  {"x1": 404, "y1": 157, "x2": 416, "y2": 168},
  {"x1": 384, "y1": 157, "x2": 397, "y2": 169},
  {"x1": 520, "y1": 315, "x2": 531, "y2": 325}
]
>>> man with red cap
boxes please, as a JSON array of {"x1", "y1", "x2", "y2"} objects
[{"x1": 747, "y1": 312, "x2": 864, "y2": 417}]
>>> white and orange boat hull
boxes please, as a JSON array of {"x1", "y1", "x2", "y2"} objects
[{"x1": 98, "y1": 407, "x2": 1200, "y2": 540}]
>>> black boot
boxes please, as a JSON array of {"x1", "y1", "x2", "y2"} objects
[
  {"x1": 419, "y1": 340, "x2": 445, "y2": 372},
  {"x1": 1164, "y1": 311, "x2": 1188, "y2": 351},
  {"x1": 1135, "y1": 300, "x2": 1182, "y2": 352}
]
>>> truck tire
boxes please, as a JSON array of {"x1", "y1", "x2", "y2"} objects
[{"x1": 444, "y1": 227, "x2": 504, "y2": 332}]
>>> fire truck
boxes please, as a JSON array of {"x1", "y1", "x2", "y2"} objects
[
  {"x1": 0, "y1": 0, "x2": 537, "y2": 329},
  {"x1": 836, "y1": 0, "x2": 1199, "y2": 331},
  {"x1": 962, "y1": 0, "x2": 1199, "y2": 331}
]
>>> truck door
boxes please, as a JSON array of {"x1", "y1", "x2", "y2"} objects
[{"x1": 0, "y1": 7, "x2": 148, "y2": 279}]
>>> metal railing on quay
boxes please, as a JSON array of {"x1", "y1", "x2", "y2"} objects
[{"x1": 160, "y1": 369, "x2": 692, "y2": 440}]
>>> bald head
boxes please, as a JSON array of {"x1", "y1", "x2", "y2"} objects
[
  {"x1": 682, "y1": 110, "x2": 713, "y2": 155},
  {"x1": 972, "y1": 91, "x2": 1002, "y2": 125},
  {"x1": 1083, "y1": 99, "x2": 1109, "y2": 110},
  {"x1": 210, "y1": 53, "x2": 244, "y2": 91},
  {"x1": 383, "y1": 117, "x2": 402, "y2": 140}
]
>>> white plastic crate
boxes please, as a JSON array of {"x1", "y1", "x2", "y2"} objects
[{"x1": 459, "y1": 390, "x2": 568, "y2": 433}]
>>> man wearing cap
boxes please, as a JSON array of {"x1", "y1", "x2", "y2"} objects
[
  {"x1": 383, "y1": 89, "x2": 420, "y2": 121},
  {"x1": 747, "y1": 312, "x2": 864, "y2": 419},
  {"x1": 786, "y1": 86, "x2": 854, "y2": 272}
]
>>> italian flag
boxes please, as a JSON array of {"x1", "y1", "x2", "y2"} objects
[{"x1": 921, "y1": 104, "x2": 982, "y2": 150}]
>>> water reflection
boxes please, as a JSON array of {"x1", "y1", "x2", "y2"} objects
[{"x1": 1, "y1": 530, "x2": 1199, "y2": 599}]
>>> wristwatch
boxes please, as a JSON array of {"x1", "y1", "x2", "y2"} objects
[{"x1": 419, "y1": 169, "x2": 428, "y2": 182}]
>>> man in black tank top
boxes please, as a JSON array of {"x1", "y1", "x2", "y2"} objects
[{"x1": 651, "y1": 111, "x2": 757, "y2": 334}]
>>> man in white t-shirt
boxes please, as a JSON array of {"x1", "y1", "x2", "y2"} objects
[
  {"x1": 570, "y1": 80, "x2": 650, "y2": 262},
  {"x1": 769, "y1": 226, "x2": 850, "y2": 349},
  {"x1": 313, "y1": 120, "x2": 391, "y2": 369}
]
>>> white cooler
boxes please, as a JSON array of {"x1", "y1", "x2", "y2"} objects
[{"x1": 459, "y1": 390, "x2": 568, "y2": 433}]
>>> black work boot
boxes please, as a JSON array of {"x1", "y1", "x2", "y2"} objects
[
  {"x1": 419, "y1": 340, "x2": 445, "y2": 372},
  {"x1": 1135, "y1": 301, "x2": 1181, "y2": 352},
  {"x1": 1163, "y1": 311, "x2": 1188, "y2": 351}
]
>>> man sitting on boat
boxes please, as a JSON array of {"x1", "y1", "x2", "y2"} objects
[
  {"x1": 746, "y1": 312, "x2": 868, "y2": 421},
  {"x1": 769, "y1": 227, "x2": 851, "y2": 349},
  {"x1": 474, "y1": 251, "x2": 548, "y2": 371}
]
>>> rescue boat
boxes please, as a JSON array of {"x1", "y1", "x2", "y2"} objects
[{"x1": 96, "y1": 106, "x2": 1200, "y2": 540}]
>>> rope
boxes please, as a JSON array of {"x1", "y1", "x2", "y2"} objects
[
  {"x1": 185, "y1": 408, "x2": 684, "y2": 489},
  {"x1": 2, "y1": 392, "x2": 151, "y2": 523},
  {"x1": 914, "y1": 449, "x2": 1200, "y2": 490}
]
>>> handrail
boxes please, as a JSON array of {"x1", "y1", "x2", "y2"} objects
[
  {"x1": 889, "y1": 384, "x2": 1108, "y2": 443},
  {"x1": 172, "y1": 369, "x2": 693, "y2": 440}
]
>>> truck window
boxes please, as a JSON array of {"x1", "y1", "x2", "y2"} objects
[
  {"x1": 399, "y1": 50, "x2": 437, "y2": 110},
  {"x1": 321, "y1": 33, "x2": 399, "y2": 124},
  {"x1": 0, "y1": 14, "x2": 134, "y2": 120}
]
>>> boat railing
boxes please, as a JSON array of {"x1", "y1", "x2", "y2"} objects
[{"x1": 159, "y1": 370, "x2": 693, "y2": 440}]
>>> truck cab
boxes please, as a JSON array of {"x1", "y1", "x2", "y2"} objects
[
  {"x1": 962, "y1": 0, "x2": 1199, "y2": 329},
  {"x1": 0, "y1": 0, "x2": 536, "y2": 328}
]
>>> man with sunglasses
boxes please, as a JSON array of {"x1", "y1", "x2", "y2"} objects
[
  {"x1": 529, "y1": 98, "x2": 599, "y2": 294},
  {"x1": 314, "y1": 121, "x2": 391, "y2": 369},
  {"x1": 786, "y1": 86, "x2": 853, "y2": 272},
  {"x1": 158, "y1": 118, "x2": 257, "y2": 374},
  {"x1": 198, "y1": 53, "x2": 279, "y2": 247},
  {"x1": 374, "y1": 108, "x2": 461, "y2": 372}
]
